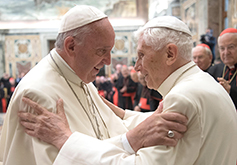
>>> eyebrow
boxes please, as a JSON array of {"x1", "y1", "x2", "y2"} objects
[
  {"x1": 96, "y1": 46, "x2": 112, "y2": 49},
  {"x1": 219, "y1": 43, "x2": 236, "y2": 47}
]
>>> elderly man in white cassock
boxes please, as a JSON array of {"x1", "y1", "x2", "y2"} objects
[
  {"x1": 21, "y1": 15, "x2": 237, "y2": 164},
  {"x1": 16, "y1": 14, "x2": 237, "y2": 165},
  {"x1": 3, "y1": 6, "x2": 237, "y2": 165},
  {"x1": 0, "y1": 5, "x2": 188, "y2": 165}
]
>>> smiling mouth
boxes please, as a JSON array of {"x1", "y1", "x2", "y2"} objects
[{"x1": 94, "y1": 67, "x2": 99, "y2": 70}]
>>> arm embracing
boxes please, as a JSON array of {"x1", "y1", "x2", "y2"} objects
[
  {"x1": 19, "y1": 97, "x2": 188, "y2": 165},
  {"x1": 14, "y1": 89, "x2": 60, "y2": 164}
]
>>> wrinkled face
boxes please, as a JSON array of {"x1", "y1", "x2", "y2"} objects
[
  {"x1": 134, "y1": 36, "x2": 167, "y2": 90},
  {"x1": 218, "y1": 33, "x2": 237, "y2": 67},
  {"x1": 192, "y1": 46, "x2": 212, "y2": 70},
  {"x1": 121, "y1": 66, "x2": 129, "y2": 78},
  {"x1": 73, "y1": 18, "x2": 115, "y2": 83},
  {"x1": 115, "y1": 64, "x2": 122, "y2": 73}
]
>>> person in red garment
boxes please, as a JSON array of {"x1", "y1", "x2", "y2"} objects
[{"x1": 208, "y1": 28, "x2": 237, "y2": 110}]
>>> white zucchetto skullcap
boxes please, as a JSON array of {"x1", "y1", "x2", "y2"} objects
[
  {"x1": 144, "y1": 16, "x2": 192, "y2": 36},
  {"x1": 58, "y1": 5, "x2": 107, "y2": 33}
]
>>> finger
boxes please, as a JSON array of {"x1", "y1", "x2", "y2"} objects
[
  {"x1": 168, "y1": 130, "x2": 184, "y2": 140},
  {"x1": 20, "y1": 120, "x2": 35, "y2": 130},
  {"x1": 165, "y1": 120, "x2": 187, "y2": 133},
  {"x1": 162, "y1": 131, "x2": 184, "y2": 146},
  {"x1": 217, "y1": 77, "x2": 224, "y2": 81},
  {"x1": 156, "y1": 101, "x2": 163, "y2": 113},
  {"x1": 162, "y1": 137, "x2": 178, "y2": 147},
  {"x1": 218, "y1": 79, "x2": 226, "y2": 83},
  {"x1": 25, "y1": 129, "x2": 37, "y2": 138},
  {"x1": 219, "y1": 82, "x2": 226, "y2": 86},
  {"x1": 22, "y1": 97, "x2": 47, "y2": 115},
  {"x1": 162, "y1": 112, "x2": 188, "y2": 125},
  {"x1": 219, "y1": 82, "x2": 225, "y2": 87},
  {"x1": 56, "y1": 98, "x2": 66, "y2": 118},
  {"x1": 217, "y1": 78, "x2": 228, "y2": 83},
  {"x1": 18, "y1": 111, "x2": 37, "y2": 123}
]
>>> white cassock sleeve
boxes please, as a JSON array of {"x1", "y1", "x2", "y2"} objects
[
  {"x1": 53, "y1": 110, "x2": 152, "y2": 165},
  {"x1": 53, "y1": 94, "x2": 204, "y2": 165},
  {"x1": 53, "y1": 132, "x2": 135, "y2": 165},
  {"x1": 122, "y1": 110, "x2": 153, "y2": 129}
]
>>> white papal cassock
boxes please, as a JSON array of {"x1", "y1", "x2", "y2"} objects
[{"x1": 0, "y1": 49, "x2": 237, "y2": 165}]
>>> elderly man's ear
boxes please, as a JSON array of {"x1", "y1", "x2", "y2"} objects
[
  {"x1": 166, "y1": 43, "x2": 178, "y2": 66},
  {"x1": 64, "y1": 36, "x2": 76, "y2": 56}
]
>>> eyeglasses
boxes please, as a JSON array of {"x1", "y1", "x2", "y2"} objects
[{"x1": 219, "y1": 44, "x2": 237, "y2": 52}]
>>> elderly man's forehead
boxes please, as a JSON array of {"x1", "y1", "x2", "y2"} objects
[
  {"x1": 136, "y1": 37, "x2": 150, "y2": 49},
  {"x1": 194, "y1": 46, "x2": 206, "y2": 52},
  {"x1": 219, "y1": 33, "x2": 237, "y2": 43}
]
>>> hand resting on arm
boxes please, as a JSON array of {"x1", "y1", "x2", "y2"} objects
[{"x1": 18, "y1": 97, "x2": 187, "y2": 152}]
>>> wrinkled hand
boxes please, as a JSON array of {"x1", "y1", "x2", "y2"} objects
[
  {"x1": 18, "y1": 97, "x2": 72, "y2": 150},
  {"x1": 217, "y1": 77, "x2": 231, "y2": 93},
  {"x1": 127, "y1": 102, "x2": 188, "y2": 152}
]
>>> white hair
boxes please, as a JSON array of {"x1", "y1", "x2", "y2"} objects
[
  {"x1": 192, "y1": 46, "x2": 212, "y2": 57},
  {"x1": 55, "y1": 22, "x2": 94, "y2": 49},
  {"x1": 133, "y1": 27, "x2": 193, "y2": 60}
]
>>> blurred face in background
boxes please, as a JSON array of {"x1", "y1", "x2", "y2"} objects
[
  {"x1": 192, "y1": 46, "x2": 212, "y2": 71},
  {"x1": 218, "y1": 33, "x2": 237, "y2": 67},
  {"x1": 121, "y1": 65, "x2": 129, "y2": 78}
]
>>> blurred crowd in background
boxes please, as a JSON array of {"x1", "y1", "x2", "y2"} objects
[
  {"x1": 0, "y1": 64, "x2": 163, "y2": 113},
  {"x1": 93, "y1": 64, "x2": 162, "y2": 112},
  {"x1": 0, "y1": 72, "x2": 25, "y2": 113},
  {"x1": 0, "y1": 28, "x2": 236, "y2": 113}
]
